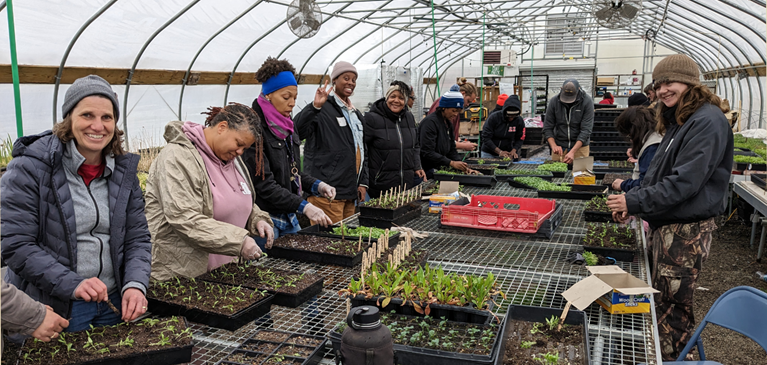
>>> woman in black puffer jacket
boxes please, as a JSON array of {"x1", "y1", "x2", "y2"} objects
[{"x1": 363, "y1": 81, "x2": 425, "y2": 198}]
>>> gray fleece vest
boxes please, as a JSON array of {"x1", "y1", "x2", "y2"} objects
[{"x1": 62, "y1": 140, "x2": 117, "y2": 295}]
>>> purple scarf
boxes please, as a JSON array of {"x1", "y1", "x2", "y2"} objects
[{"x1": 257, "y1": 94, "x2": 294, "y2": 140}]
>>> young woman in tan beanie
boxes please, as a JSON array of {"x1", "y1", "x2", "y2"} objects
[{"x1": 607, "y1": 54, "x2": 733, "y2": 361}]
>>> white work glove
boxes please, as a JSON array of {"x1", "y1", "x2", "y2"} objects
[
  {"x1": 240, "y1": 236, "x2": 262, "y2": 260},
  {"x1": 303, "y1": 203, "x2": 333, "y2": 227},
  {"x1": 318, "y1": 182, "x2": 336, "y2": 200},
  {"x1": 255, "y1": 220, "x2": 274, "y2": 249},
  {"x1": 391, "y1": 227, "x2": 429, "y2": 240}
]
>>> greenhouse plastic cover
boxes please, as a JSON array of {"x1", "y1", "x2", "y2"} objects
[{"x1": 0, "y1": 0, "x2": 765, "y2": 143}]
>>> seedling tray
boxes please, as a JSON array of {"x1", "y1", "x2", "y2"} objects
[
  {"x1": 433, "y1": 173, "x2": 497, "y2": 187},
  {"x1": 537, "y1": 184, "x2": 607, "y2": 200},
  {"x1": 593, "y1": 167, "x2": 634, "y2": 174},
  {"x1": 298, "y1": 224, "x2": 400, "y2": 243},
  {"x1": 734, "y1": 147, "x2": 758, "y2": 156},
  {"x1": 268, "y1": 239, "x2": 365, "y2": 267},
  {"x1": 360, "y1": 202, "x2": 419, "y2": 220},
  {"x1": 466, "y1": 158, "x2": 511, "y2": 169},
  {"x1": 582, "y1": 245, "x2": 636, "y2": 262},
  {"x1": 496, "y1": 305, "x2": 590, "y2": 365},
  {"x1": 147, "y1": 294, "x2": 274, "y2": 331},
  {"x1": 358, "y1": 203, "x2": 423, "y2": 228},
  {"x1": 591, "y1": 131, "x2": 625, "y2": 141},
  {"x1": 736, "y1": 162, "x2": 767, "y2": 171},
  {"x1": 216, "y1": 331, "x2": 326, "y2": 365},
  {"x1": 519, "y1": 144, "x2": 546, "y2": 158},
  {"x1": 349, "y1": 295, "x2": 494, "y2": 325},
  {"x1": 496, "y1": 173, "x2": 553, "y2": 182},
  {"x1": 583, "y1": 210, "x2": 615, "y2": 223},
  {"x1": 751, "y1": 174, "x2": 767, "y2": 190},
  {"x1": 469, "y1": 166, "x2": 498, "y2": 176}
]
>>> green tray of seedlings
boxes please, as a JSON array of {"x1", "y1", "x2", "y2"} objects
[
  {"x1": 735, "y1": 155, "x2": 767, "y2": 171},
  {"x1": 535, "y1": 162, "x2": 568, "y2": 178},
  {"x1": 593, "y1": 160, "x2": 635, "y2": 174},
  {"x1": 582, "y1": 223, "x2": 638, "y2": 262},
  {"x1": 15, "y1": 317, "x2": 193, "y2": 365},
  {"x1": 583, "y1": 195, "x2": 615, "y2": 223},
  {"x1": 466, "y1": 158, "x2": 511, "y2": 169},
  {"x1": 298, "y1": 223, "x2": 400, "y2": 243},
  {"x1": 494, "y1": 169, "x2": 553, "y2": 182}
]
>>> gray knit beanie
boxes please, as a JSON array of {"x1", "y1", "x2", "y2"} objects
[
  {"x1": 652, "y1": 54, "x2": 700, "y2": 88},
  {"x1": 62, "y1": 75, "x2": 120, "y2": 122},
  {"x1": 331, "y1": 61, "x2": 357, "y2": 81}
]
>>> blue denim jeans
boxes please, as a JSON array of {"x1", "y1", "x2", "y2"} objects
[{"x1": 66, "y1": 290, "x2": 122, "y2": 332}]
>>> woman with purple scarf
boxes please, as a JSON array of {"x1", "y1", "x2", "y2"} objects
[{"x1": 243, "y1": 57, "x2": 334, "y2": 247}]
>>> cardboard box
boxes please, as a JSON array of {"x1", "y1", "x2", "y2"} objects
[
  {"x1": 572, "y1": 156, "x2": 595, "y2": 185},
  {"x1": 597, "y1": 76, "x2": 616, "y2": 86},
  {"x1": 459, "y1": 121, "x2": 479, "y2": 136},
  {"x1": 428, "y1": 181, "x2": 460, "y2": 213},
  {"x1": 561, "y1": 266, "x2": 659, "y2": 314}
]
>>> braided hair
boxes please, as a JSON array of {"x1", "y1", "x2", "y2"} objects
[{"x1": 202, "y1": 102, "x2": 265, "y2": 177}]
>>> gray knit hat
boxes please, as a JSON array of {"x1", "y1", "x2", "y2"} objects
[
  {"x1": 62, "y1": 75, "x2": 120, "y2": 122},
  {"x1": 652, "y1": 54, "x2": 700, "y2": 88},
  {"x1": 331, "y1": 61, "x2": 357, "y2": 80}
]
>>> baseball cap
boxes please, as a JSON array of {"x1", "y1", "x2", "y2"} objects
[{"x1": 559, "y1": 79, "x2": 580, "y2": 103}]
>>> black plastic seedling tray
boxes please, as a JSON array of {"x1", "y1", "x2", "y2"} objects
[
  {"x1": 736, "y1": 162, "x2": 767, "y2": 171},
  {"x1": 583, "y1": 210, "x2": 615, "y2": 223},
  {"x1": 470, "y1": 166, "x2": 498, "y2": 176},
  {"x1": 537, "y1": 184, "x2": 608, "y2": 200},
  {"x1": 465, "y1": 158, "x2": 511, "y2": 169},
  {"x1": 497, "y1": 173, "x2": 553, "y2": 182},
  {"x1": 268, "y1": 240, "x2": 365, "y2": 267},
  {"x1": 433, "y1": 173, "x2": 497, "y2": 187},
  {"x1": 734, "y1": 147, "x2": 758, "y2": 156},
  {"x1": 298, "y1": 224, "x2": 400, "y2": 243},
  {"x1": 358, "y1": 203, "x2": 423, "y2": 228},
  {"x1": 269, "y1": 277, "x2": 324, "y2": 308},
  {"x1": 360, "y1": 202, "x2": 420, "y2": 220},
  {"x1": 147, "y1": 294, "x2": 274, "y2": 331},
  {"x1": 496, "y1": 305, "x2": 590, "y2": 365},
  {"x1": 507, "y1": 179, "x2": 538, "y2": 190},
  {"x1": 216, "y1": 331, "x2": 326, "y2": 365},
  {"x1": 519, "y1": 144, "x2": 546, "y2": 158},
  {"x1": 349, "y1": 295, "x2": 494, "y2": 325},
  {"x1": 583, "y1": 245, "x2": 636, "y2": 262},
  {"x1": 535, "y1": 169, "x2": 566, "y2": 178},
  {"x1": 752, "y1": 173, "x2": 767, "y2": 190}
]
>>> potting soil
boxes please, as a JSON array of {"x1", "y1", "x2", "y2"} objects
[{"x1": 500, "y1": 319, "x2": 586, "y2": 365}]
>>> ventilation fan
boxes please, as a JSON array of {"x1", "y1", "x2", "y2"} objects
[
  {"x1": 592, "y1": 0, "x2": 642, "y2": 29},
  {"x1": 286, "y1": 0, "x2": 322, "y2": 38}
]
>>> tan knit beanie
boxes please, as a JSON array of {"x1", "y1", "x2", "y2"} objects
[{"x1": 652, "y1": 54, "x2": 700, "y2": 88}]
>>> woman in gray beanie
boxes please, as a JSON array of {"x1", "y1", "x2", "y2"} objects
[
  {"x1": 607, "y1": 54, "x2": 733, "y2": 361},
  {"x1": 294, "y1": 61, "x2": 368, "y2": 223},
  {"x1": 1, "y1": 75, "x2": 152, "y2": 332}
]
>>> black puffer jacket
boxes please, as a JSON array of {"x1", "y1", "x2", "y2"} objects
[
  {"x1": 625, "y1": 103, "x2": 733, "y2": 228},
  {"x1": 419, "y1": 111, "x2": 460, "y2": 172},
  {"x1": 244, "y1": 100, "x2": 318, "y2": 215},
  {"x1": 481, "y1": 95, "x2": 525, "y2": 156},
  {"x1": 294, "y1": 96, "x2": 368, "y2": 200},
  {"x1": 364, "y1": 98, "x2": 421, "y2": 198}
]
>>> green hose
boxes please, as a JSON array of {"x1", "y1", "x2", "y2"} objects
[{"x1": 6, "y1": 0, "x2": 23, "y2": 137}]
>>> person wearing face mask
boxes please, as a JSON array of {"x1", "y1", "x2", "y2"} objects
[
  {"x1": 480, "y1": 95, "x2": 525, "y2": 160},
  {"x1": 244, "y1": 57, "x2": 333, "y2": 246},
  {"x1": 543, "y1": 78, "x2": 594, "y2": 164},
  {"x1": 364, "y1": 81, "x2": 425, "y2": 198},
  {"x1": 419, "y1": 87, "x2": 478, "y2": 178},
  {"x1": 295, "y1": 61, "x2": 368, "y2": 223},
  {"x1": 146, "y1": 103, "x2": 274, "y2": 281},
  {"x1": 428, "y1": 78, "x2": 479, "y2": 151},
  {"x1": 606, "y1": 54, "x2": 732, "y2": 361}
]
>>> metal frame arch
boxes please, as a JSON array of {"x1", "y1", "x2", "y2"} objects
[
  {"x1": 295, "y1": 0, "x2": 396, "y2": 76},
  {"x1": 425, "y1": 46, "x2": 481, "y2": 100},
  {"x1": 720, "y1": 0, "x2": 767, "y2": 23},
  {"x1": 122, "y1": 0, "x2": 201, "y2": 150},
  {"x1": 52, "y1": 0, "x2": 118, "y2": 125},
  {"x1": 385, "y1": 23, "x2": 474, "y2": 66},
  {"x1": 0, "y1": 1, "x2": 6, "y2": 12},
  {"x1": 177, "y1": 0, "x2": 265, "y2": 119}
]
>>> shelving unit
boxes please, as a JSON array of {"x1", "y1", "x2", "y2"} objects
[
  {"x1": 515, "y1": 75, "x2": 550, "y2": 118},
  {"x1": 594, "y1": 74, "x2": 645, "y2": 106}
]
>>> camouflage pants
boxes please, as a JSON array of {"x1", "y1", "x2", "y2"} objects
[{"x1": 649, "y1": 218, "x2": 716, "y2": 361}]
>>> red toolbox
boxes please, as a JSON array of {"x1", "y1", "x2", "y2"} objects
[{"x1": 441, "y1": 195, "x2": 556, "y2": 234}]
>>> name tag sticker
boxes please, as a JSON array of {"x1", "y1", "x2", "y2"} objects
[
  {"x1": 337, "y1": 117, "x2": 348, "y2": 127},
  {"x1": 240, "y1": 182, "x2": 251, "y2": 195}
]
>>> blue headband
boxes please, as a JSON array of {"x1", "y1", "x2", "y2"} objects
[{"x1": 262, "y1": 71, "x2": 298, "y2": 95}]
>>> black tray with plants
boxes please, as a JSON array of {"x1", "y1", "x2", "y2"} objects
[
  {"x1": 358, "y1": 203, "x2": 423, "y2": 229},
  {"x1": 434, "y1": 169, "x2": 498, "y2": 187},
  {"x1": 593, "y1": 160, "x2": 634, "y2": 174},
  {"x1": 216, "y1": 330, "x2": 326, "y2": 365},
  {"x1": 329, "y1": 311, "x2": 507, "y2": 365},
  {"x1": 537, "y1": 183, "x2": 608, "y2": 201},
  {"x1": 582, "y1": 223, "x2": 637, "y2": 262},
  {"x1": 496, "y1": 305, "x2": 590, "y2": 365},
  {"x1": 466, "y1": 164, "x2": 499, "y2": 176},
  {"x1": 298, "y1": 223, "x2": 400, "y2": 243},
  {"x1": 601, "y1": 172, "x2": 632, "y2": 188},
  {"x1": 535, "y1": 162, "x2": 568, "y2": 178},
  {"x1": 735, "y1": 155, "x2": 767, "y2": 171},
  {"x1": 420, "y1": 181, "x2": 439, "y2": 196},
  {"x1": 147, "y1": 277, "x2": 273, "y2": 331},
  {"x1": 583, "y1": 195, "x2": 615, "y2": 223},
  {"x1": 15, "y1": 316, "x2": 194, "y2": 365},
  {"x1": 466, "y1": 158, "x2": 511, "y2": 169},
  {"x1": 519, "y1": 144, "x2": 546, "y2": 158},
  {"x1": 197, "y1": 261, "x2": 324, "y2": 308},
  {"x1": 269, "y1": 235, "x2": 367, "y2": 267},
  {"x1": 494, "y1": 169, "x2": 553, "y2": 182},
  {"x1": 340, "y1": 264, "x2": 503, "y2": 325},
  {"x1": 360, "y1": 186, "x2": 424, "y2": 220}
]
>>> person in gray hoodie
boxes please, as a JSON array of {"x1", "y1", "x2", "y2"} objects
[
  {"x1": 543, "y1": 78, "x2": 594, "y2": 163},
  {"x1": 1, "y1": 75, "x2": 152, "y2": 332}
]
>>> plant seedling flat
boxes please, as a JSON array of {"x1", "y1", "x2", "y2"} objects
[
  {"x1": 269, "y1": 235, "x2": 365, "y2": 267},
  {"x1": 582, "y1": 223, "x2": 637, "y2": 262}
]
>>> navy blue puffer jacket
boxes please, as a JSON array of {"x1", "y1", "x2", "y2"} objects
[{"x1": 1, "y1": 131, "x2": 152, "y2": 318}]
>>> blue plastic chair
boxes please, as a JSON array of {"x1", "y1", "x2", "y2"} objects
[{"x1": 660, "y1": 286, "x2": 767, "y2": 364}]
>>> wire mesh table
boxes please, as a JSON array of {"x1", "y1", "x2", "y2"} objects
[{"x1": 183, "y1": 172, "x2": 660, "y2": 365}]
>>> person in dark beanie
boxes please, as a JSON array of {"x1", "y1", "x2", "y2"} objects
[
  {"x1": 628, "y1": 92, "x2": 650, "y2": 107},
  {"x1": 295, "y1": 61, "x2": 367, "y2": 223},
  {"x1": 1, "y1": 75, "x2": 152, "y2": 332},
  {"x1": 492, "y1": 94, "x2": 509, "y2": 113},
  {"x1": 607, "y1": 54, "x2": 733, "y2": 361},
  {"x1": 481, "y1": 95, "x2": 525, "y2": 160},
  {"x1": 419, "y1": 86, "x2": 477, "y2": 178},
  {"x1": 364, "y1": 81, "x2": 425, "y2": 198},
  {"x1": 543, "y1": 78, "x2": 594, "y2": 163}
]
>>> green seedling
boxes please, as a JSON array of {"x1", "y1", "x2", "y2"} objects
[{"x1": 521, "y1": 340, "x2": 536, "y2": 349}]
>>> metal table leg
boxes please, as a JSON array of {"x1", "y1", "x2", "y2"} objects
[
  {"x1": 759, "y1": 219, "x2": 767, "y2": 262},
  {"x1": 751, "y1": 212, "x2": 760, "y2": 248}
]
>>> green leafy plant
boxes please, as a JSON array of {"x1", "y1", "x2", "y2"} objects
[
  {"x1": 536, "y1": 162, "x2": 568, "y2": 172},
  {"x1": 734, "y1": 155, "x2": 767, "y2": 164},
  {"x1": 495, "y1": 169, "x2": 553, "y2": 176},
  {"x1": 545, "y1": 315, "x2": 559, "y2": 331},
  {"x1": 535, "y1": 351, "x2": 560, "y2": 364},
  {"x1": 582, "y1": 251, "x2": 598, "y2": 266},
  {"x1": 477, "y1": 159, "x2": 485, "y2": 165},
  {"x1": 0, "y1": 135, "x2": 13, "y2": 169},
  {"x1": 521, "y1": 340, "x2": 536, "y2": 349},
  {"x1": 513, "y1": 177, "x2": 571, "y2": 191},
  {"x1": 584, "y1": 195, "x2": 610, "y2": 212}
]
